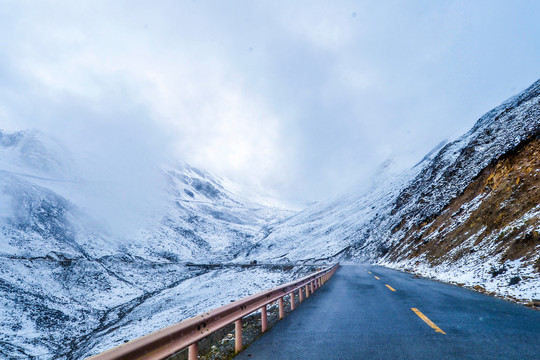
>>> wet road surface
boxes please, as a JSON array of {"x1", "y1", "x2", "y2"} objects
[{"x1": 235, "y1": 264, "x2": 540, "y2": 360}]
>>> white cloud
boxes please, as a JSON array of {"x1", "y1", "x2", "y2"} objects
[
  {"x1": 277, "y1": 1, "x2": 357, "y2": 51},
  {"x1": 1, "y1": 0, "x2": 539, "y2": 207}
]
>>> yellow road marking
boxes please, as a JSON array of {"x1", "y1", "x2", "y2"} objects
[
  {"x1": 411, "y1": 308, "x2": 446, "y2": 334},
  {"x1": 368, "y1": 271, "x2": 372, "y2": 274},
  {"x1": 385, "y1": 284, "x2": 396, "y2": 292},
  {"x1": 374, "y1": 276, "x2": 380, "y2": 280}
]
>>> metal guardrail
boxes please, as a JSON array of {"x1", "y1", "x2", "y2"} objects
[{"x1": 86, "y1": 263, "x2": 340, "y2": 360}]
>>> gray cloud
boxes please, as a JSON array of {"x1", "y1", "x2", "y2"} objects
[{"x1": 1, "y1": 0, "x2": 539, "y2": 208}]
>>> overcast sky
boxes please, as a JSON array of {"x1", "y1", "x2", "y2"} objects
[{"x1": 1, "y1": 0, "x2": 539, "y2": 207}]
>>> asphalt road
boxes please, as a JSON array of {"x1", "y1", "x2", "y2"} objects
[{"x1": 234, "y1": 264, "x2": 540, "y2": 360}]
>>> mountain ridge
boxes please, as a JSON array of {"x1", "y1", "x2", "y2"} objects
[
  {"x1": 0, "y1": 131, "x2": 295, "y2": 359},
  {"x1": 1, "y1": 78, "x2": 539, "y2": 358},
  {"x1": 245, "y1": 78, "x2": 540, "y2": 303}
]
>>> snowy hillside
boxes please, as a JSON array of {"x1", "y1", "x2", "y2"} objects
[
  {"x1": 2, "y1": 76, "x2": 539, "y2": 358},
  {"x1": 0, "y1": 130, "x2": 294, "y2": 359},
  {"x1": 0, "y1": 130, "x2": 292, "y2": 262},
  {"x1": 245, "y1": 79, "x2": 540, "y2": 303}
]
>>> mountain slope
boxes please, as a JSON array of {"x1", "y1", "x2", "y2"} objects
[
  {"x1": 2, "y1": 77, "x2": 539, "y2": 358},
  {"x1": 0, "y1": 130, "x2": 294, "y2": 359},
  {"x1": 245, "y1": 79, "x2": 540, "y2": 302}
]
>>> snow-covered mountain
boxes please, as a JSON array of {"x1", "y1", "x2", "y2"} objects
[
  {"x1": 3, "y1": 78, "x2": 539, "y2": 359},
  {"x1": 0, "y1": 130, "x2": 292, "y2": 262},
  {"x1": 245, "y1": 79, "x2": 540, "y2": 303},
  {"x1": 0, "y1": 130, "x2": 295, "y2": 359}
]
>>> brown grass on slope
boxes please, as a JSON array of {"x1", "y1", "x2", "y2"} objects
[{"x1": 388, "y1": 136, "x2": 540, "y2": 272}]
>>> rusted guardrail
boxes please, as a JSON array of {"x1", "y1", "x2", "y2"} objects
[{"x1": 87, "y1": 263, "x2": 340, "y2": 360}]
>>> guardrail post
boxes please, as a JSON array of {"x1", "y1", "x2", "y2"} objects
[
  {"x1": 305, "y1": 284, "x2": 310, "y2": 298},
  {"x1": 261, "y1": 305, "x2": 268, "y2": 333},
  {"x1": 279, "y1": 297, "x2": 285, "y2": 320},
  {"x1": 188, "y1": 342, "x2": 198, "y2": 360},
  {"x1": 299, "y1": 287, "x2": 304, "y2": 302},
  {"x1": 290, "y1": 291, "x2": 295, "y2": 310},
  {"x1": 235, "y1": 319, "x2": 242, "y2": 353}
]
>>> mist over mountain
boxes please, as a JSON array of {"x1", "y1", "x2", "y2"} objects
[
  {"x1": 0, "y1": 131, "x2": 294, "y2": 358},
  {"x1": 1, "y1": 78, "x2": 539, "y2": 359}
]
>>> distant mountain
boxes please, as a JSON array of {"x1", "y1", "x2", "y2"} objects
[
  {"x1": 245, "y1": 79, "x2": 540, "y2": 303},
  {"x1": 0, "y1": 130, "x2": 293, "y2": 359}
]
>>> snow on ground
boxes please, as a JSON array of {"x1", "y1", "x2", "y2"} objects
[
  {"x1": 2, "y1": 78, "x2": 540, "y2": 358},
  {"x1": 380, "y1": 205, "x2": 540, "y2": 303},
  {"x1": 81, "y1": 266, "x2": 309, "y2": 359},
  {"x1": 381, "y1": 206, "x2": 540, "y2": 303},
  {"x1": 0, "y1": 129, "x2": 299, "y2": 359},
  {"x1": 242, "y1": 78, "x2": 540, "y2": 305},
  {"x1": 381, "y1": 257, "x2": 540, "y2": 303}
]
